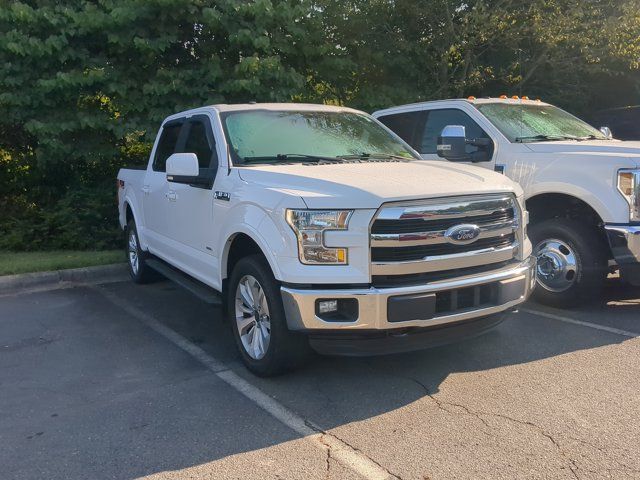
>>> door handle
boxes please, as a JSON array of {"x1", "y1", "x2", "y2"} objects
[
  {"x1": 141, "y1": 185, "x2": 151, "y2": 195},
  {"x1": 166, "y1": 190, "x2": 177, "y2": 201}
]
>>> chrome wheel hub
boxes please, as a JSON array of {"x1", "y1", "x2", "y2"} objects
[
  {"x1": 128, "y1": 231, "x2": 139, "y2": 275},
  {"x1": 234, "y1": 275, "x2": 271, "y2": 360},
  {"x1": 534, "y1": 238, "x2": 578, "y2": 292}
]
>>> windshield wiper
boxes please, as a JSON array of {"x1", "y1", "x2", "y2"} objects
[
  {"x1": 575, "y1": 134, "x2": 607, "y2": 141},
  {"x1": 242, "y1": 153, "x2": 344, "y2": 164},
  {"x1": 515, "y1": 134, "x2": 583, "y2": 143},
  {"x1": 337, "y1": 152, "x2": 411, "y2": 161}
]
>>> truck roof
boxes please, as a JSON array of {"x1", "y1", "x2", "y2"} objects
[
  {"x1": 373, "y1": 97, "x2": 551, "y2": 117},
  {"x1": 164, "y1": 102, "x2": 364, "y2": 122},
  {"x1": 213, "y1": 103, "x2": 362, "y2": 113}
]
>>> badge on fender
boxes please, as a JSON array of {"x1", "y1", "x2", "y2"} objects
[{"x1": 215, "y1": 191, "x2": 231, "y2": 201}]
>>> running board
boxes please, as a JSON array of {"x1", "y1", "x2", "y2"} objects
[{"x1": 146, "y1": 258, "x2": 222, "y2": 306}]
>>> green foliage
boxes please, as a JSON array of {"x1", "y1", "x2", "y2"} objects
[
  {"x1": 0, "y1": 0, "x2": 323, "y2": 250},
  {"x1": 308, "y1": 0, "x2": 640, "y2": 114},
  {"x1": 0, "y1": 0, "x2": 639, "y2": 251}
]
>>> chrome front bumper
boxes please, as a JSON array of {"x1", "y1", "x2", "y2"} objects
[
  {"x1": 605, "y1": 224, "x2": 640, "y2": 285},
  {"x1": 281, "y1": 256, "x2": 536, "y2": 331}
]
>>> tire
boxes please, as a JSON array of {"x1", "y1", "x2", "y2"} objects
[
  {"x1": 227, "y1": 255, "x2": 310, "y2": 376},
  {"x1": 529, "y1": 218, "x2": 608, "y2": 308},
  {"x1": 126, "y1": 220, "x2": 156, "y2": 284}
]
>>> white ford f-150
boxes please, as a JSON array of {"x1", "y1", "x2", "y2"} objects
[
  {"x1": 374, "y1": 98, "x2": 640, "y2": 307},
  {"x1": 117, "y1": 103, "x2": 535, "y2": 375}
]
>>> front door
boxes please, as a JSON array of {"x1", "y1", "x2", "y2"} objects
[{"x1": 165, "y1": 114, "x2": 220, "y2": 285}]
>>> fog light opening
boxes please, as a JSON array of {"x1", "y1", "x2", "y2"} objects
[{"x1": 315, "y1": 298, "x2": 358, "y2": 322}]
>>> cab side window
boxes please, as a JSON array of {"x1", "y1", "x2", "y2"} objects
[
  {"x1": 152, "y1": 122, "x2": 183, "y2": 172},
  {"x1": 182, "y1": 117, "x2": 218, "y2": 170},
  {"x1": 377, "y1": 111, "x2": 427, "y2": 150},
  {"x1": 420, "y1": 109, "x2": 489, "y2": 155}
]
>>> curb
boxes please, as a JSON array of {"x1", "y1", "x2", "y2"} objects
[{"x1": 0, "y1": 263, "x2": 129, "y2": 295}]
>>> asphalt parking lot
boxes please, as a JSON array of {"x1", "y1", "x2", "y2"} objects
[{"x1": 1, "y1": 276, "x2": 639, "y2": 480}]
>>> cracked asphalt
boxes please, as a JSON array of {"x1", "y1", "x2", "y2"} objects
[{"x1": 1, "y1": 276, "x2": 639, "y2": 480}]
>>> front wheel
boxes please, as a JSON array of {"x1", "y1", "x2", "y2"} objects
[
  {"x1": 227, "y1": 255, "x2": 310, "y2": 376},
  {"x1": 529, "y1": 218, "x2": 607, "y2": 308}
]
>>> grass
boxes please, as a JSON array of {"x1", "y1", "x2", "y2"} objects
[{"x1": 0, "y1": 250, "x2": 124, "y2": 276}]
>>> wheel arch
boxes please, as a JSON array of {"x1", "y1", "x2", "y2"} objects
[
  {"x1": 221, "y1": 229, "x2": 283, "y2": 285},
  {"x1": 526, "y1": 192, "x2": 611, "y2": 256},
  {"x1": 526, "y1": 192, "x2": 605, "y2": 225}
]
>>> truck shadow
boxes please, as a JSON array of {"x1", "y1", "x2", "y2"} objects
[
  {"x1": 127, "y1": 277, "x2": 639, "y2": 477},
  {"x1": 98, "y1": 276, "x2": 637, "y2": 477}
]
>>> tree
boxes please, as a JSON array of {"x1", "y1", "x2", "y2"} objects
[
  {"x1": 308, "y1": 0, "x2": 640, "y2": 114},
  {"x1": 0, "y1": 0, "x2": 323, "y2": 249}
]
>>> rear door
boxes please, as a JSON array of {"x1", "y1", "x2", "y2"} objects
[
  {"x1": 164, "y1": 114, "x2": 220, "y2": 283},
  {"x1": 142, "y1": 119, "x2": 186, "y2": 253}
]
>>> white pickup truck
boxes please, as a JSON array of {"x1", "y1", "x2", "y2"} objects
[
  {"x1": 117, "y1": 103, "x2": 535, "y2": 375},
  {"x1": 374, "y1": 98, "x2": 640, "y2": 307}
]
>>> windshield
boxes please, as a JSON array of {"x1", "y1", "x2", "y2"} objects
[
  {"x1": 476, "y1": 103, "x2": 607, "y2": 143},
  {"x1": 221, "y1": 110, "x2": 417, "y2": 164}
]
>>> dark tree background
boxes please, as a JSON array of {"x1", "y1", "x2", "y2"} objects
[{"x1": 1, "y1": 0, "x2": 639, "y2": 250}]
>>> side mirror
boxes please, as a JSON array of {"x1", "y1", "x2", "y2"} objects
[
  {"x1": 167, "y1": 153, "x2": 199, "y2": 178},
  {"x1": 599, "y1": 126, "x2": 613, "y2": 140},
  {"x1": 166, "y1": 153, "x2": 213, "y2": 188},
  {"x1": 437, "y1": 125, "x2": 469, "y2": 162},
  {"x1": 437, "y1": 125, "x2": 491, "y2": 162}
]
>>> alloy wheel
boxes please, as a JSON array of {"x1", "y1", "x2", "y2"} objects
[{"x1": 234, "y1": 275, "x2": 271, "y2": 360}]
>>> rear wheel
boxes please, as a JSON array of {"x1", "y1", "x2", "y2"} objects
[
  {"x1": 126, "y1": 220, "x2": 155, "y2": 284},
  {"x1": 530, "y1": 218, "x2": 607, "y2": 308},
  {"x1": 228, "y1": 255, "x2": 310, "y2": 376}
]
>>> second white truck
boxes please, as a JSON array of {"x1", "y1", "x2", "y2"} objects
[
  {"x1": 374, "y1": 98, "x2": 640, "y2": 307},
  {"x1": 118, "y1": 103, "x2": 535, "y2": 375}
]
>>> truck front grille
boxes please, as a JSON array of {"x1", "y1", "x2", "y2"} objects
[
  {"x1": 370, "y1": 194, "x2": 520, "y2": 277},
  {"x1": 371, "y1": 209, "x2": 515, "y2": 234}
]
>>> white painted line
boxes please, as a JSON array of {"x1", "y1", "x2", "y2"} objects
[
  {"x1": 520, "y1": 308, "x2": 639, "y2": 339},
  {"x1": 93, "y1": 285, "x2": 396, "y2": 480}
]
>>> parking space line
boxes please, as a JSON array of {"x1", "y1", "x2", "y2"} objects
[
  {"x1": 92, "y1": 285, "x2": 397, "y2": 480},
  {"x1": 520, "y1": 308, "x2": 639, "y2": 338}
]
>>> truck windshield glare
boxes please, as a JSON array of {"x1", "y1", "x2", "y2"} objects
[
  {"x1": 221, "y1": 110, "x2": 416, "y2": 164},
  {"x1": 476, "y1": 103, "x2": 607, "y2": 143}
]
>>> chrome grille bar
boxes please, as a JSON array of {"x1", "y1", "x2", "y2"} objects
[
  {"x1": 371, "y1": 244, "x2": 519, "y2": 275},
  {"x1": 375, "y1": 196, "x2": 514, "y2": 221},
  {"x1": 371, "y1": 218, "x2": 518, "y2": 247}
]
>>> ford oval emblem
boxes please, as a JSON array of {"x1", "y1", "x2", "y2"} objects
[{"x1": 444, "y1": 224, "x2": 481, "y2": 245}]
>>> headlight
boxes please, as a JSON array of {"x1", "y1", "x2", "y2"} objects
[
  {"x1": 286, "y1": 209, "x2": 352, "y2": 264},
  {"x1": 617, "y1": 169, "x2": 640, "y2": 221}
]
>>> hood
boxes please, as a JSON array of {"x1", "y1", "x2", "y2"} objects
[
  {"x1": 525, "y1": 140, "x2": 640, "y2": 166},
  {"x1": 237, "y1": 160, "x2": 520, "y2": 209}
]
